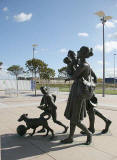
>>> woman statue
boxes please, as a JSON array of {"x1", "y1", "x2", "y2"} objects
[{"x1": 61, "y1": 46, "x2": 94, "y2": 145}]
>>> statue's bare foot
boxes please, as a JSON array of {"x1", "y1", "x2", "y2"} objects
[
  {"x1": 85, "y1": 134, "x2": 92, "y2": 145},
  {"x1": 61, "y1": 137, "x2": 73, "y2": 144},
  {"x1": 62, "y1": 126, "x2": 69, "y2": 133},
  {"x1": 80, "y1": 128, "x2": 95, "y2": 135},
  {"x1": 101, "y1": 120, "x2": 112, "y2": 134}
]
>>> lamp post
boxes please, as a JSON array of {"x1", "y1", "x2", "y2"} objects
[
  {"x1": 95, "y1": 11, "x2": 112, "y2": 97},
  {"x1": 32, "y1": 44, "x2": 38, "y2": 59},
  {"x1": 0, "y1": 62, "x2": 3, "y2": 70},
  {"x1": 32, "y1": 44, "x2": 38, "y2": 92},
  {"x1": 113, "y1": 53, "x2": 116, "y2": 89}
]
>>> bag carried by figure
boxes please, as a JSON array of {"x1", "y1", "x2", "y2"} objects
[{"x1": 80, "y1": 68, "x2": 96, "y2": 100}]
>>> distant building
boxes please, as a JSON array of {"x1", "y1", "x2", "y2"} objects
[{"x1": 105, "y1": 78, "x2": 117, "y2": 83}]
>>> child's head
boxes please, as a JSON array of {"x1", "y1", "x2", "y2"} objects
[
  {"x1": 40, "y1": 86, "x2": 48, "y2": 94},
  {"x1": 63, "y1": 57, "x2": 72, "y2": 65},
  {"x1": 68, "y1": 50, "x2": 76, "y2": 59}
]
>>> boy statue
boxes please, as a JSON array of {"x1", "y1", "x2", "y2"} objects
[{"x1": 38, "y1": 86, "x2": 68, "y2": 133}]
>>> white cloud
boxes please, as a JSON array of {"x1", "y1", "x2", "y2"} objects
[
  {"x1": 40, "y1": 48, "x2": 48, "y2": 52},
  {"x1": 97, "y1": 60, "x2": 109, "y2": 65},
  {"x1": 77, "y1": 32, "x2": 88, "y2": 37},
  {"x1": 34, "y1": 50, "x2": 38, "y2": 54},
  {"x1": 94, "y1": 41, "x2": 117, "y2": 53},
  {"x1": 106, "y1": 68, "x2": 117, "y2": 77},
  {"x1": 96, "y1": 21, "x2": 115, "y2": 29},
  {"x1": 14, "y1": 12, "x2": 32, "y2": 22},
  {"x1": 59, "y1": 48, "x2": 67, "y2": 53},
  {"x1": 94, "y1": 44, "x2": 103, "y2": 52},
  {"x1": 94, "y1": 67, "x2": 117, "y2": 78},
  {"x1": 108, "y1": 32, "x2": 117, "y2": 39},
  {"x1": 3, "y1": 7, "x2": 8, "y2": 12},
  {"x1": 96, "y1": 23, "x2": 102, "y2": 28},
  {"x1": 112, "y1": 19, "x2": 117, "y2": 23},
  {"x1": 0, "y1": 70, "x2": 15, "y2": 80},
  {"x1": 97, "y1": 60, "x2": 103, "y2": 65},
  {"x1": 5, "y1": 16, "x2": 9, "y2": 20}
]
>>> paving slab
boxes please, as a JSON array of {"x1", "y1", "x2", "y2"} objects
[{"x1": 0, "y1": 91, "x2": 117, "y2": 160}]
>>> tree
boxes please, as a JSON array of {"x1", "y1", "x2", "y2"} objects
[
  {"x1": 97, "y1": 78, "x2": 103, "y2": 83},
  {"x1": 58, "y1": 66, "x2": 67, "y2": 78},
  {"x1": 25, "y1": 58, "x2": 48, "y2": 95},
  {"x1": 26, "y1": 58, "x2": 47, "y2": 77},
  {"x1": 7, "y1": 65, "x2": 23, "y2": 95},
  {"x1": 7, "y1": 65, "x2": 23, "y2": 78},
  {"x1": 47, "y1": 67, "x2": 55, "y2": 79},
  {"x1": 0, "y1": 62, "x2": 3, "y2": 70},
  {"x1": 41, "y1": 67, "x2": 55, "y2": 81}
]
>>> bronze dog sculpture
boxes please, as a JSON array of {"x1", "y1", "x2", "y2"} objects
[{"x1": 18, "y1": 114, "x2": 54, "y2": 139}]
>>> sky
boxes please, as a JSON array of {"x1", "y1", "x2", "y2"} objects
[{"x1": 0, "y1": 0, "x2": 117, "y2": 79}]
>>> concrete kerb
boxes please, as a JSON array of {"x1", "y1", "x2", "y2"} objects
[{"x1": 0, "y1": 91, "x2": 117, "y2": 110}]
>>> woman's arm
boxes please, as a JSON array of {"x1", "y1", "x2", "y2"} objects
[
  {"x1": 91, "y1": 69, "x2": 97, "y2": 83},
  {"x1": 40, "y1": 96, "x2": 45, "y2": 105},
  {"x1": 71, "y1": 64, "x2": 86, "y2": 80},
  {"x1": 65, "y1": 63, "x2": 88, "y2": 81}
]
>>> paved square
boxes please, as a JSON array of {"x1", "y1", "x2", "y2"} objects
[{"x1": 0, "y1": 91, "x2": 117, "y2": 160}]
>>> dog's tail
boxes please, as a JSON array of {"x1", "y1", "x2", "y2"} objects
[
  {"x1": 40, "y1": 114, "x2": 51, "y2": 120},
  {"x1": 45, "y1": 114, "x2": 51, "y2": 120}
]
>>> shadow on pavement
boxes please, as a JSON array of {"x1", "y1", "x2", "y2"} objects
[
  {"x1": 25, "y1": 94, "x2": 42, "y2": 97},
  {"x1": 0, "y1": 96, "x2": 9, "y2": 98},
  {"x1": 1, "y1": 133, "x2": 86, "y2": 160},
  {"x1": 93, "y1": 130, "x2": 112, "y2": 136}
]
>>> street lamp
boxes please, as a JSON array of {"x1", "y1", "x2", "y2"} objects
[
  {"x1": 95, "y1": 11, "x2": 112, "y2": 97},
  {"x1": 32, "y1": 44, "x2": 38, "y2": 59},
  {"x1": 113, "y1": 53, "x2": 116, "y2": 89},
  {"x1": 32, "y1": 44, "x2": 38, "y2": 92}
]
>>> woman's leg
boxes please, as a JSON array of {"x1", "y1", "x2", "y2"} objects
[
  {"x1": 77, "y1": 121, "x2": 92, "y2": 145},
  {"x1": 94, "y1": 109, "x2": 112, "y2": 133},
  {"x1": 80, "y1": 106, "x2": 95, "y2": 135},
  {"x1": 61, "y1": 122, "x2": 76, "y2": 143},
  {"x1": 87, "y1": 107, "x2": 95, "y2": 133}
]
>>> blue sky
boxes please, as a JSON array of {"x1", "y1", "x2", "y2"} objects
[{"x1": 0, "y1": 0, "x2": 117, "y2": 78}]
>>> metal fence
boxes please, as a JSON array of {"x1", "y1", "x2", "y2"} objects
[{"x1": 0, "y1": 80, "x2": 31, "y2": 91}]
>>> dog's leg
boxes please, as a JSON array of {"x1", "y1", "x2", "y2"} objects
[
  {"x1": 26, "y1": 126, "x2": 30, "y2": 130},
  {"x1": 45, "y1": 126, "x2": 54, "y2": 139},
  {"x1": 43, "y1": 129, "x2": 49, "y2": 137},
  {"x1": 29, "y1": 128, "x2": 36, "y2": 136},
  {"x1": 49, "y1": 128, "x2": 54, "y2": 140},
  {"x1": 37, "y1": 126, "x2": 46, "y2": 133}
]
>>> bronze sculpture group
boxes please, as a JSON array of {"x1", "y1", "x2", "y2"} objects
[{"x1": 17, "y1": 46, "x2": 112, "y2": 145}]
